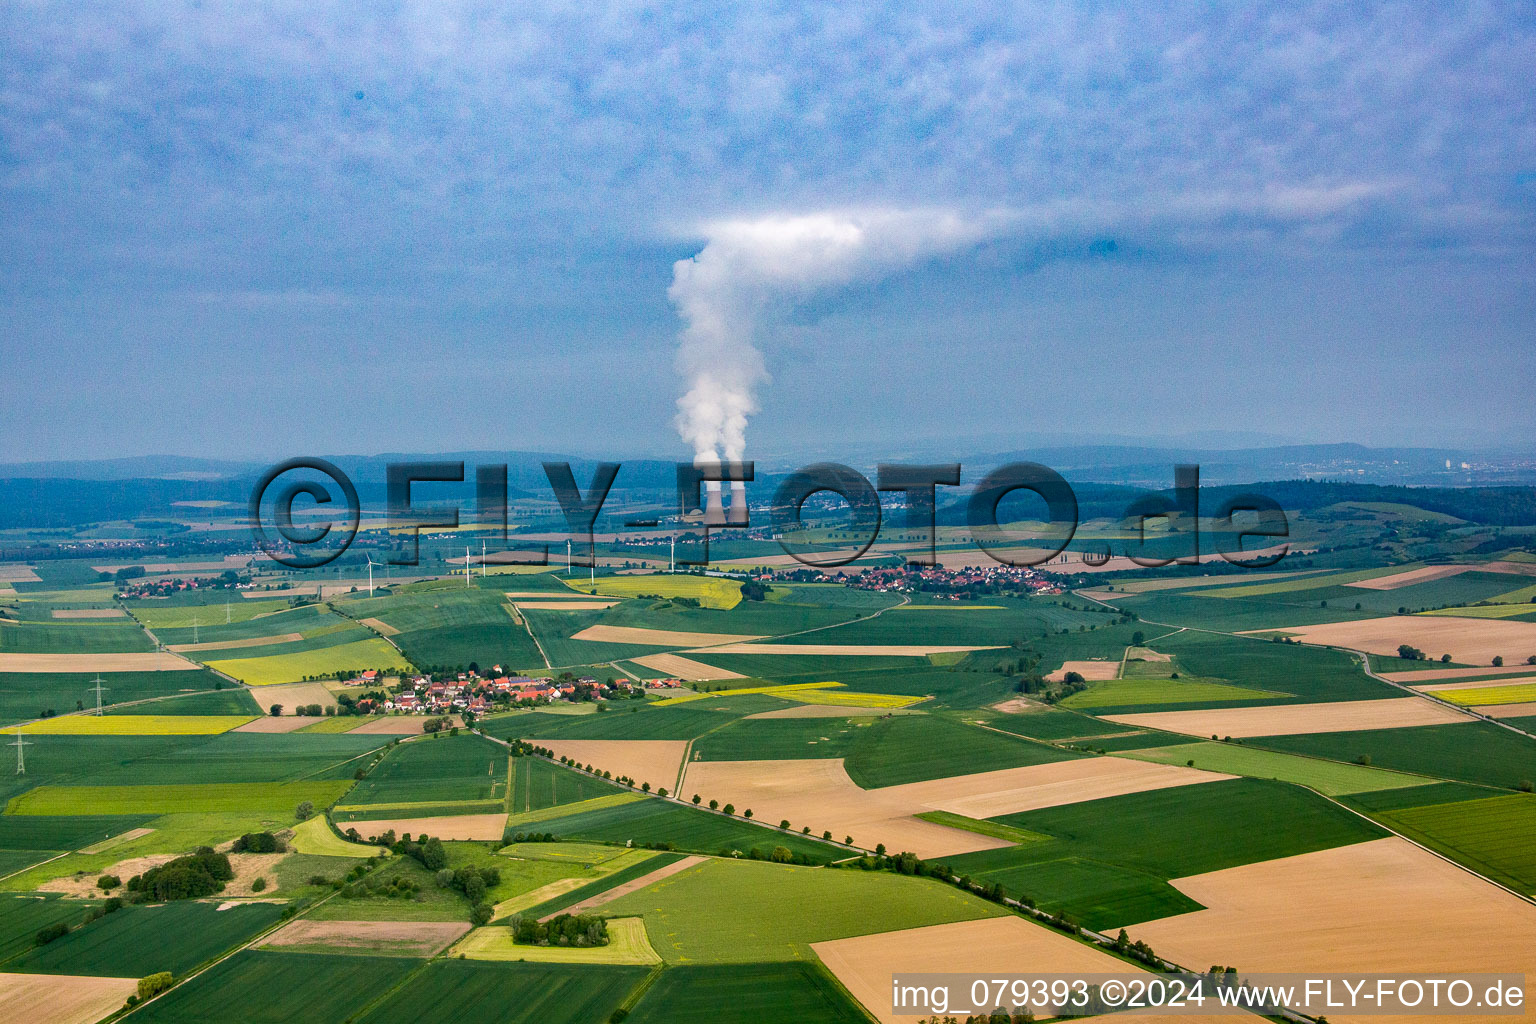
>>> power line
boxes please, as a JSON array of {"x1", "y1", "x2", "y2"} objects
[
  {"x1": 12, "y1": 726, "x2": 30, "y2": 775},
  {"x1": 89, "y1": 675, "x2": 109, "y2": 716}
]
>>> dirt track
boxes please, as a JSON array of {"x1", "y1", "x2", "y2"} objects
[{"x1": 631, "y1": 653, "x2": 745, "y2": 679}]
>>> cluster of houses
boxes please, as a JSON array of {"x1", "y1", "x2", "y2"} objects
[
  {"x1": 851, "y1": 564, "x2": 1063, "y2": 597},
  {"x1": 373, "y1": 668, "x2": 648, "y2": 716}
]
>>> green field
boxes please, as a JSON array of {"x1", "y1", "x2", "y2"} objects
[
  {"x1": 149, "y1": 603, "x2": 339, "y2": 646},
  {"x1": 47, "y1": 732, "x2": 390, "y2": 786},
  {"x1": 628, "y1": 962, "x2": 871, "y2": 1024},
  {"x1": 0, "y1": 620, "x2": 153, "y2": 652},
  {"x1": 359, "y1": 959, "x2": 649, "y2": 1024},
  {"x1": 528, "y1": 795, "x2": 844, "y2": 861},
  {"x1": 0, "y1": 894, "x2": 103, "y2": 965},
  {"x1": 1118, "y1": 742, "x2": 1431, "y2": 794},
  {"x1": 600, "y1": 857, "x2": 1004, "y2": 962},
  {"x1": 341, "y1": 589, "x2": 544, "y2": 670},
  {"x1": 0, "y1": 669, "x2": 235, "y2": 727},
  {"x1": 483, "y1": 698, "x2": 783, "y2": 742},
  {"x1": 344, "y1": 733, "x2": 505, "y2": 806},
  {"x1": 0, "y1": 813, "x2": 153, "y2": 852},
  {"x1": 946, "y1": 777, "x2": 1387, "y2": 930},
  {"x1": 913, "y1": 810, "x2": 1049, "y2": 844},
  {"x1": 206, "y1": 636, "x2": 412, "y2": 684},
  {"x1": 976, "y1": 709, "x2": 1137, "y2": 740},
  {"x1": 1060, "y1": 676, "x2": 1286, "y2": 709},
  {"x1": 1254, "y1": 722, "x2": 1536, "y2": 790},
  {"x1": 510, "y1": 754, "x2": 622, "y2": 813},
  {"x1": 7, "y1": 780, "x2": 352, "y2": 815},
  {"x1": 1373, "y1": 794, "x2": 1536, "y2": 894},
  {"x1": 125, "y1": 950, "x2": 411, "y2": 1024},
  {"x1": 107, "y1": 687, "x2": 262, "y2": 717},
  {"x1": 9, "y1": 899, "x2": 285, "y2": 976},
  {"x1": 128, "y1": 598, "x2": 294, "y2": 628},
  {"x1": 843, "y1": 714, "x2": 1079, "y2": 788},
  {"x1": 519, "y1": 851, "x2": 686, "y2": 919}
]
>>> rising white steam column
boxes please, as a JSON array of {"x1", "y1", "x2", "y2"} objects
[{"x1": 668, "y1": 209, "x2": 998, "y2": 521}]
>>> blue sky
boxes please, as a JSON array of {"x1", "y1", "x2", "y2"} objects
[{"x1": 1, "y1": 2, "x2": 1532, "y2": 461}]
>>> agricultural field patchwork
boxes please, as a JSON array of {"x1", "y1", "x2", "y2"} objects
[{"x1": 2, "y1": 555, "x2": 1535, "y2": 1023}]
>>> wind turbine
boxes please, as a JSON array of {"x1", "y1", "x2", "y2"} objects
[
  {"x1": 366, "y1": 554, "x2": 376, "y2": 596},
  {"x1": 465, "y1": 547, "x2": 472, "y2": 589}
]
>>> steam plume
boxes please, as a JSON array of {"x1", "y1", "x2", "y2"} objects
[{"x1": 668, "y1": 209, "x2": 995, "y2": 471}]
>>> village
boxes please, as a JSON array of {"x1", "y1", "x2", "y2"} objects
[{"x1": 370, "y1": 668, "x2": 674, "y2": 718}]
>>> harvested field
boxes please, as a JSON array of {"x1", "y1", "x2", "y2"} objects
[
  {"x1": 50, "y1": 608, "x2": 125, "y2": 619},
  {"x1": 1266, "y1": 615, "x2": 1536, "y2": 666},
  {"x1": 0, "y1": 566, "x2": 41, "y2": 582},
  {"x1": 0, "y1": 652, "x2": 196, "y2": 672},
  {"x1": 263, "y1": 919, "x2": 469, "y2": 956},
  {"x1": 41, "y1": 854, "x2": 175, "y2": 896},
  {"x1": 680, "y1": 757, "x2": 1228, "y2": 859},
  {"x1": 359, "y1": 617, "x2": 399, "y2": 635},
  {"x1": 572, "y1": 625, "x2": 764, "y2": 647},
  {"x1": 168, "y1": 632, "x2": 303, "y2": 652},
  {"x1": 0, "y1": 972, "x2": 138, "y2": 1024},
  {"x1": 1415, "y1": 676, "x2": 1536, "y2": 692},
  {"x1": 224, "y1": 851, "x2": 290, "y2": 896},
  {"x1": 1103, "y1": 697, "x2": 1469, "y2": 738},
  {"x1": 247, "y1": 681, "x2": 337, "y2": 714},
  {"x1": 700, "y1": 643, "x2": 1002, "y2": 656},
  {"x1": 347, "y1": 714, "x2": 464, "y2": 735},
  {"x1": 550, "y1": 855, "x2": 704, "y2": 919},
  {"x1": 233, "y1": 715, "x2": 322, "y2": 733},
  {"x1": 1346, "y1": 565, "x2": 1473, "y2": 590},
  {"x1": 1125, "y1": 647, "x2": 1171, "y2": 661},
  {"x1": 344, "y1": 813, "x2": 507, "y2": 841},
  {"x1": 631, "y1": 653, "x2": 745, "y2": 680},
  {"x1": 1127, "y1": 838, "x2": 1536, "y2": 1016},
  {"x1": 540, "y1": 740, "x2": 688, "y2": 793},
  {"x1": 1480, "y1": 701, "x2": 1536, "y2": 718},
  {"x1": 813, "y1": 916, "x2": 1146, "y2": 1024},
  {"x1": 517, "y1": 600, "x2": 621, "y2": 609},
  {"x1": 1047, "y1": 659, "x2": 1120, "y2": 682},
  {"x1": 1383, "y1": 664, "x2": 1536, "y2": 682}
]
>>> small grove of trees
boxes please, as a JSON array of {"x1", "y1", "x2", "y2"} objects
[
  {"x1": 422, "y1": 715, "x2": 454, "y2": 734},
  {"x1": 232, "y1": 831, "x2": 285, "y2": 854},
  {"x1": 1397, "y1": 644, "x2": 1426, "y2": 661},
  {"x1": 295, "y1": 801, "x2": 315, "y2": 821},
  {"x1": 510, "y1": 912, "x2": 608, "y2": 947},
  {"x1": 128, "y1": 847, "x2": 233, "y2": 901},
  {"x1": 97, "y1": 874, "x2": 120, "y2": 890}
]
